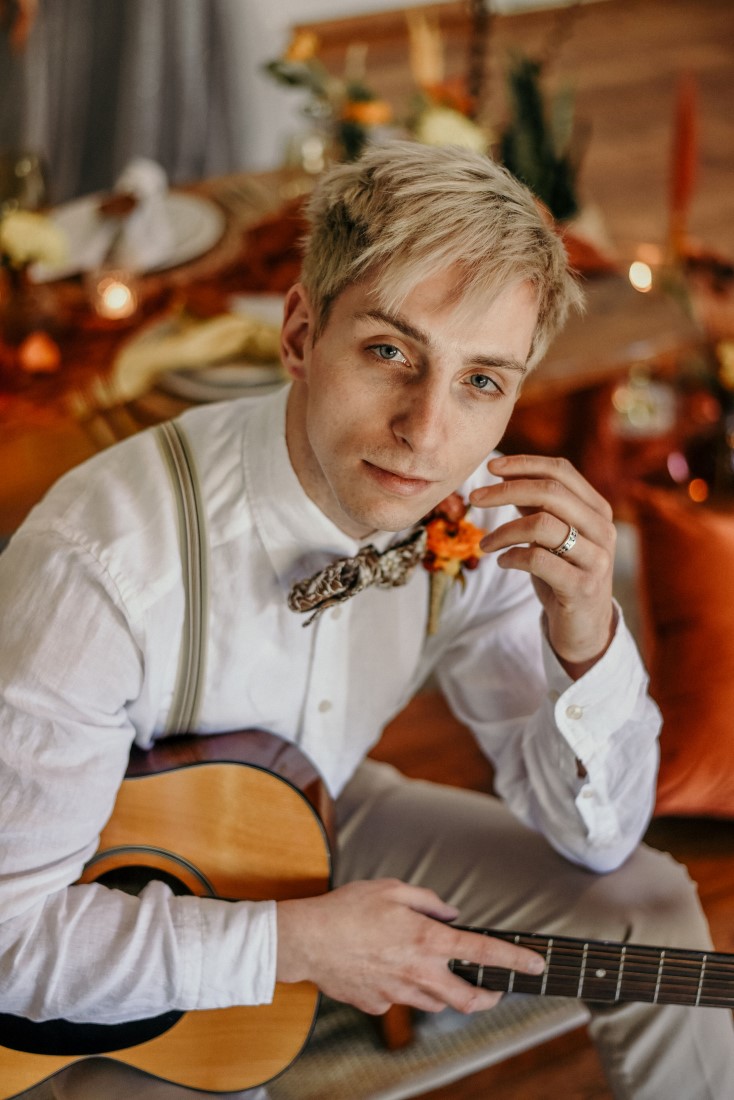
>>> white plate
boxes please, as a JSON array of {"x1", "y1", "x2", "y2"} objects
[
  {"x1": 35, "y1": 192, "x2": 226, "y2": 281},
  {"x1": 106, "y1": 294, "x2": 286, "y2": 405},
  {"x1": 157, "y1": 295, "x2": 287, "y2": 403},
  {"x1": 157, "y1": 363, "x2": 286, "y2": 403}
]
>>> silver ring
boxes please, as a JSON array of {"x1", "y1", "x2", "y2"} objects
[{"x1": 550, "y1": 525, "x2": 578, "y2": 556}]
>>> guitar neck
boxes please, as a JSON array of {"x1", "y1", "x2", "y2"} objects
[{"x1": 451, "y1": 927, "x2": 734, "y2": 1010}]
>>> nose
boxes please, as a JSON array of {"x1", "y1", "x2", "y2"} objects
[{"x1": 391, "y1": 381, "x2": 450, "y2": 455}]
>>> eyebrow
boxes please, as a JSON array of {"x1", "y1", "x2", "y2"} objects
[{"x1": 355, "y1": 307, "x2": 528, "y2": 377}]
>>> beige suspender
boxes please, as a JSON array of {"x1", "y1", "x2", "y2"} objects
[{"x1": 155, "y1": 420, "x2": 209, "y2": 734}]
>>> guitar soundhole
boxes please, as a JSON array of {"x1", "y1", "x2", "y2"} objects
[
  {"x1": 0, "y1": 1009, "x2": 184, "y2": 1056},
  {"x1": 95, "y1": 864, "x2": 193, "y2": 896},
  {"x1": 0, "y1": 865, "x2": 192, "y2": 1056}
]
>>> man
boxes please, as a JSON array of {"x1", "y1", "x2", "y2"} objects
[{"x1": 1, "y1": 142, "x2": 733, "y2": 1099}]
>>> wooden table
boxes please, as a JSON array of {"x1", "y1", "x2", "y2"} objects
[{"x1": 0, "y1": 172, "x2": 702, "y2": 535}]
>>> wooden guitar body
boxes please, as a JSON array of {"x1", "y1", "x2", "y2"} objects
[{"x1": 0, "y1": 729, "x2": 333, "y2": 1097}]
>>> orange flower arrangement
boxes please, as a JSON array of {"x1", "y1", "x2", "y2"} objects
[
  {"x1": 422, "y1": 492, "x2": 487, "y2": 635},
  {"x1": 265, "y1": 31, "x2": 393, "y2": 162},
  {"x1": 340, "y1": 98, "x2": 394, "y2": 128}
]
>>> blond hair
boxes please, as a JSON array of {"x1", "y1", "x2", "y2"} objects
[{"x1": 301, "y1": 141, "x2": 582, "y2": 368}]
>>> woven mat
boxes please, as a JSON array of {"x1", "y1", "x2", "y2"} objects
[{"x1": 268, "y1": 994, "x2": 590, "y2": 1100}]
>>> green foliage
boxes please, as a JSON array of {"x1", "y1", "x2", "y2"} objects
[{"x1": 500, "y1": 53, "x2": 580, "y2": 222}]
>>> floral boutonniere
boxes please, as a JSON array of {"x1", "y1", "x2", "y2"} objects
[{"x1": 421, "y1": 493, "x2": 487, "y2": 635}]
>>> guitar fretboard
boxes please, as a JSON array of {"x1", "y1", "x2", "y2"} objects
[{"x1": 450, "y1": 927, "x2": 734, "y2": 1009}]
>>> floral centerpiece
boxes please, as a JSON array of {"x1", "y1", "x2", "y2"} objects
[
  {"x1": 264, "y1": 30, "x2": 393, "y2": 163},
  {"x1": 408, "y1": 80, "x2": 489, "y2": 154},
  {"x1": 404, "y1": 11, "x2": 490, "y2": 155},
  {"x1": 264, "y1": 18, "x2": 490, "y2": 167}
]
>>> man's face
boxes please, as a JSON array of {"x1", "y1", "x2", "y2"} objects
[{"x1": 283, "y1": 266, "x2": 539, "y2": 539}]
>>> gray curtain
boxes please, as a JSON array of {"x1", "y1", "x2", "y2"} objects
[
  {"x1": 2, "y1": 0, "x2": 265, "y2": 203},
  {"x1": 2, "y1": 0, "x2": 458, "y2": 206}
]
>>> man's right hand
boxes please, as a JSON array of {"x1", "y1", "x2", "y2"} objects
[{"x1": 275, "y1": 878, "x2": 545, "y2": 1015}]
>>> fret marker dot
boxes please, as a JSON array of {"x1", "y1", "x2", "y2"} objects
[{"x1": 596, "y1": 968, "x2": 607, "y2": 978}]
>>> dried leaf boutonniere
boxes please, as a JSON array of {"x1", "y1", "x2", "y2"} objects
[{"x1": 422, "y1": 493, "x2": 487, "y2": 635}]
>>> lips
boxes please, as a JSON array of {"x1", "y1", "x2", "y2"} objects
[{"x1": 363, "y1": 460, "x2": 435, "y2": 497}]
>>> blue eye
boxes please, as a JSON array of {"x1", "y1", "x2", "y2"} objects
[
  {"x1": 469, "y1": 373, "x2": 498, "y2": 392},
  {"x1": 372, "y1": 344, "x2": 403, "y2": 360}
]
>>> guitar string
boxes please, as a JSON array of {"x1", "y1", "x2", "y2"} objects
[
  {"x1": 451, "y1": 938, "x2": 734, "y2": 1003},
  {"x1": 451, "y1": 976, "x2": 734, "y2": 1002},
  {"x1": 481, "y1": 940, "x2": 734, "y2": 973},
  {"x1": 463, "y1": 927, "x2": 734, "y2": 972},
  {"x1": 450, "y1": 964, "x2": 734, "y2": 1005},
  {"x1": 452, "y1": 955, "x2": 734, "y2": 979},
  {"x1": 452, "y1": 930, "x2": 734, "y2": 1002}
]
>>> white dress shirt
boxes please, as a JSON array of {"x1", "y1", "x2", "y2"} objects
[{"x1": 0, "y1": 385, "x2": 661, "y2": 1024}]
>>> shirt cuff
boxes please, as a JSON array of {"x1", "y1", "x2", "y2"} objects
[
  {"x1": 175, "y1": 896, "x2": 277, "y2": 1009},
  {"x1": 542, "y1": 599, "x2": 650, "y2": 760}
]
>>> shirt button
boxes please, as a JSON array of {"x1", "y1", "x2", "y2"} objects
[
  {"x1": 318, "y1": 700, "x2": 333, "y2": 713},
  {"x1": 566, "y1": 704, "x2": 583, "y2": 720},
  {"x1": 331, "y1": 607, "x2": 342, "y2": 621},
  {"x1": 582, "y1": 788, "x2": 594, "y2": 799}
]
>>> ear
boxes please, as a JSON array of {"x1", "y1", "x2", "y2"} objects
[{"x1": 280, "y1": 283, "x2": 314, "y2": 381}]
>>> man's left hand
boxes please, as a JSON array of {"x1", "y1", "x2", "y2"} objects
[{"x1": 470, "y1": 453, "x2": 616, "y2": 680}]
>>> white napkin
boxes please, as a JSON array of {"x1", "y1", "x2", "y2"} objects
[
  {"x1": 110, "y1": 157, "x2": 175, "y2": 271},
  {"x1": 40, "y1": 158, "x2": 176, "y2": 277}
]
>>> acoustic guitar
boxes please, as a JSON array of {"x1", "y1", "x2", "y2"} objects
[
  {"x1": 3, "y1": 729, "x2": 734, "y2": 1098},
  {"x1": 0, "y1": 729, "x2": 333, "y2": 1098}
]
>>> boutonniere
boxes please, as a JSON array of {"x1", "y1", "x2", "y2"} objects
[{"x1": 421, "y1": 493, "x2": 487, "y2": 635}]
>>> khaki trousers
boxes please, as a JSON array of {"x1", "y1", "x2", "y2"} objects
[
  {"x1": 27, "y1": 760, "x2": 734, "y2": 1099},
  {"x1": 334, "y1": 761, "x2": 734, "y2": 1100}
]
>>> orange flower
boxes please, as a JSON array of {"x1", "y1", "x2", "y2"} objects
[
  {"x1": 421, "y1": 494, "x2": 486, "y2": 634},
  {"x1": 284, "y1": 30, "x2": 319, "y2": 62},
  {"x1": 425, "y1": 516, "x2": 485, "y2": 571},
  {"x1": 341, "y1": 99, "x2": 393, "y2": 126},
  {"x1": 421, "y1": 494, "x2": 486, "y2": 578},
  {"x1": 422, "y1": 78, "x2": 475, "y2": 118}
]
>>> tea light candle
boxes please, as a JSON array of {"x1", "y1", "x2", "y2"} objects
[
  {"x1": 88, "y1": 269, "x2": 139, "y2": 320},
  {"x1": 628, "y1": 260, "x2": 654, "y2": 294},
  {"x1": 628, "y1": 243, "x2": 663, "y2": 295}
]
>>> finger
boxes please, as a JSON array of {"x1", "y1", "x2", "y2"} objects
[
  {"x1": 415, "y1": 926, "x2": 546, "y2": 1014},
  {"x1": 444, "y1": 926, "x2": 546, "y2": 978},
  {"x1": 472, "y1": 474, "x2": 604, "y2": 534},
  {"x1": 480, "y1": 513, "x2": 587, "y2": 562},
  {"x1": 435, "y1": 971, "x2": 504, "y2": 1015},
  {"x1": 490, "y1": 537, "x2": 613, "y2": 606},
  {"x1": 472, "y1": 480, "x2": 613, "y2": 557},
  {"x1": 486, "y1": 454, "x2": 613, "y2": 519},
  {"x1": 407, "y1": 990, "x2": 455, "y2": 1014},
  {"x1": 391, "y1": 881, "x2": 461, "y2": 923},
  {"x1": 357, "y1": 989, "x2": 447, "y2": 1016}
]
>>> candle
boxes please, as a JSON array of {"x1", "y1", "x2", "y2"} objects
[
  {"x1": 88, "y1": 269, "x2": 139, "y2": 320},
  {"x1": 628, "y1": 243, "x2": 663, "y2": 295},
  {"x1": 628, "y1": 261, "x2": 653, "y2": 293}
]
